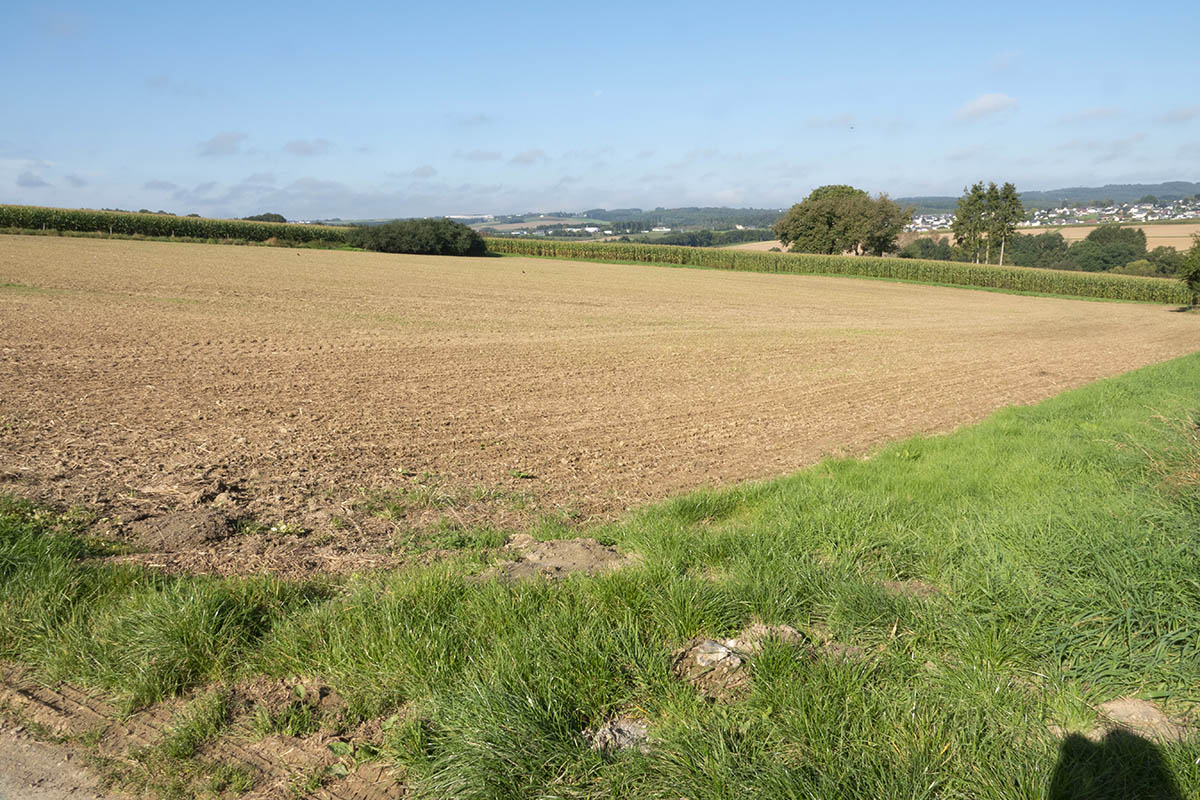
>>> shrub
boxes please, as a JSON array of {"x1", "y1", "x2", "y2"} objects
[{"x1": 349, "y1": 218, "x2": 487, "y2": 257}]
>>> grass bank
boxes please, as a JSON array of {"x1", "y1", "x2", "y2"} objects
[{"x1": 3, "y1": 354, "x2": 1200, "y2": 798}]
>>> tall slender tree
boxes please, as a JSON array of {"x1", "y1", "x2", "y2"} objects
[
  {"x1": 952, "y1": 182, "x2": 987, "y2": 263},
  {"x1": 992, "y1": 182, "x2": 1024, "y2": 266}
]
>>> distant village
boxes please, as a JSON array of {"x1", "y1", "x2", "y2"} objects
[{"x1": 906, "y1": 197, "x2": 1200, "y2": 233}]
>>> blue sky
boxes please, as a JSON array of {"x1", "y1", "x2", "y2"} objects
[{"x1": 3, "y1": 0, "x2": 1198, "y2": 219}]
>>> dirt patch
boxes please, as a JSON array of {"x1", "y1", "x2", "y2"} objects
[
  {"x1": 1096, "y1": 698, "x2": 1192, "y2": 745},
  {"x1": 0, "y1": 664, "x2": 403, "y2": 800},
  {"x1": 881, "y1": 579, "x2": 941, "y2": 599},
  {"x1": 126, "y1": 508, "x2": 239, "y2": 550},
  {"x1": 4, "y1": 236, "x2": 1200, "y2": 576},
  {"x1": 0, "y1": 724, "x2": 115, "y2": 800},
  {"x1": 493, "y1": 533, "x2": 638, "y2": 580},
  {"x1": 1049, "y1": 698, "x2": 1193, "y2": 746}
]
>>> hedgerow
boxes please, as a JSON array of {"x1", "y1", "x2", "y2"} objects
[{"x1": 0, "y1": 205, "x2": 349, "y2": 245}]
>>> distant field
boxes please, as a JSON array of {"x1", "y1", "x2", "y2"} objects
[
  {"x1": 722, "y1": 238, "x2": 783, "y2": 251},
  {"x1": 905, "y1": 221, "x2": 1200, "y2": 250},
  {"x1": 476, "y1": 216, "x2": 597, "y2": 232}
]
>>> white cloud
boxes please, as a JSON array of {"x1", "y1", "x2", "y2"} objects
[
  {"x1": 955, "y1": 93, "x2": 1017, "y2": 122},
  {"x1": 1156, "y1": 106, "x2": 1200, "y2": 124}
]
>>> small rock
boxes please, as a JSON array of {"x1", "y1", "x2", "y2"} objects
[
  {"x1": 672, "y1": 638, "x2": 749, "y2": 701},
  {"x1": 586, "y1": 717, "x2": 649, "y2": 754}
]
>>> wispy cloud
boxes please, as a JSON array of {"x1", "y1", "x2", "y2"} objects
[
  {"x1": 804, "y1": 112, "x2": 856, "y2": 129},
  {"x1": 955, "y1": 93, "x2": 1017, "y2": 122},
  {"x1": 198, "y1": 131, "x2": 247, "y2": 157},
  {"x1": 1057, "y1": 106, "x2": 1121, "y2": 123},
  {"x1": 455, "y1": 149, "x2": 501, "y2": 162},
  {"x1": 946, "y1": 145, "x2": 988, "y2": 162},
  {"x1": 143, "y1": 179, "x2": 178, "y2": 191},
  {"x1": 16, "y1": 171, "x2": 51, "y2": 188},
  {"x1": 65, "y1": 174, "x2": 88, "y2": 187},
  {"x1": 989, "y1": 50, "x2": 1021, "y2": 72},
  {"x1": 284, "y1": 138, "x2": 332, "y2": 156},
  {"x1": 509, "y1": 149, "x2": 547, "y2": 165},
  {"x1": 38, "y1": 12, "x2": 87, "y2": 38},
  {"x1": 145, "y1": 75, "x2": 205, "y2": 98},
  {"x1": 1156, "y1": 106, "x2": 1200, "y2": 124},
  {"x1": 446, "y1": 112, "x2": 494, "y2": 126},
  {"x1": 410, "y1": 165, "x2": 438, "y2": 179},
  {"x1": 1059, "y1": 133, "x2": 1146, "y2": 164}
]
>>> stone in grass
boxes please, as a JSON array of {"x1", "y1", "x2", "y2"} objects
[
  {"x1": 673, "y1": 624, "x2": 816, "y2": 702},
  {"x1": 585, "y1": 717, "x2": 649, "y2": 754}
]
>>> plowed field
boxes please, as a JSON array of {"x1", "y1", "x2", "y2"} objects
[{"x1": 2, "y1": 235, "x2": 1199, "y2": 573}]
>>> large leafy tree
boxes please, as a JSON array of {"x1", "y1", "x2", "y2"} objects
[{"x1": 774, "y1": 185, "x2": 911, "y2": 256}]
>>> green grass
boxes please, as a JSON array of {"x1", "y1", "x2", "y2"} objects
[{"x1": 2, "y1": 353, "x2": 1200, "y2": 797}]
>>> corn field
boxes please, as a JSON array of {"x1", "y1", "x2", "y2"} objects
[
  {"x1": 486, "y1": 237, "x2": 1193, "y2": 304},
  {"x1": 0, "y1": 205, "x2": 350, "y2": 245}
]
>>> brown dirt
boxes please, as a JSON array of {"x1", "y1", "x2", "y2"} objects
[
  {"x1": 3, "y1": 235, "x2": 1200, "y2": 576},
  {"x1": 493, "y1": 533, "x2": 637, "y2": 580},
  {"x1": 881, "y1": 579, "x2": 941, "y2": 599},
  {"x1": 0, "y1": 724, "x2": 118, "y2": 800},
  {"x1": 0, "y1": 664, "x2": 403, "y2": 800}
]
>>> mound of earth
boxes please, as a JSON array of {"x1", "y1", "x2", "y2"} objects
[
  {"x1": 672, "y1": 622, "x2": 873, "y2": 701},
  {"x1": 127, "y1": 508, "x2": 239, "y2": 550},
  {"x1": 494, "y1": 533, "x2": 638, "y2": 580},
  {"x1": 1097, "y1": 698, "x2": 1192, "y2": 745}
]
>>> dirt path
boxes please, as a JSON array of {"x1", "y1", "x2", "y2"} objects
[
  {"x1": 2, "y1": 235, "x2": 1199, "y2": 575},
  {"x1": 0, "y1": 726, "x2": 110, "y2": 800}
]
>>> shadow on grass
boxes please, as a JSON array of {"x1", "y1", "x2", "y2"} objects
[{"x1": 1048, "y1": 730, "x2": 1182, "y2": 800}]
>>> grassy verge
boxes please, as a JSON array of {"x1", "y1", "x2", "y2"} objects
[{"x1": 3, "y1": 354, "x2": 1200, "y2": 798}]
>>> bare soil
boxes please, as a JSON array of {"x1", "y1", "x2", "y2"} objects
[
  {"x1": 0, "y1": 664, "x2": 402, "y2": 800},
  {"x1": 0, "y1": 724, "x2": 116, "y2": 800},
  {"x1": 3, "y1": 235, "x2": 1200, "y2": 576}
]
